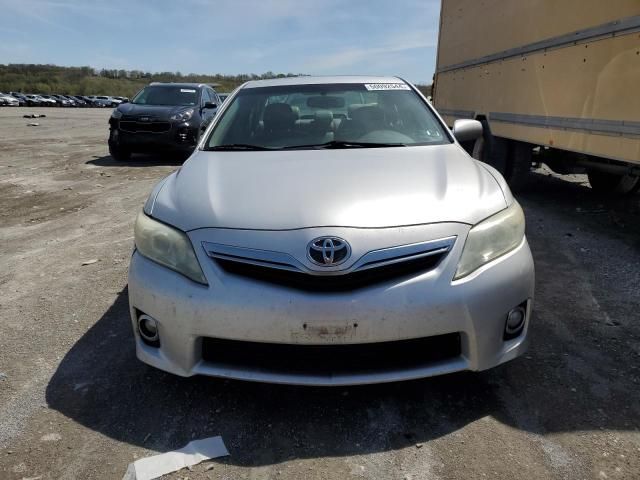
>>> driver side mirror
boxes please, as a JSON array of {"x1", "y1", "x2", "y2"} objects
[
  {"x1": 203, "y1": 101, "x2": 217, "y2": 109},
  {"x1": 452, "y1": 119, "x2": 483, "y2": 143}
]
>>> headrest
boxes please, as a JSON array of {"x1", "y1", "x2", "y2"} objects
[
  {"x1": 313, "y1": 109, "x2": 333, "y2": 130},
  {"x1": 307, "y1": 96, "x2": 345, "y2": 109},
  {"x1": 263, "y1": 103, "x2": 296, "y2": 132},
  {"x1": 348, "y1": 104, "x2": 365, "y2": 119},
  {"x1": 350, "y1": 105, "x2": 385, "y2": 126}
]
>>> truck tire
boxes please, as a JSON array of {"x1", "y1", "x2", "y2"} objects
[
  {"x1": 587, "y1": 170, "x2": 640, "y2": 195},
  {"x1": 472, "y1": 120, "x2": 508, "y2": 174},
  {"x1": 472, "y1": 123, "x2": 531, "y2": 191},
  {"x1": 505, "y1": 141, "x2": 533, "y2": 192}
]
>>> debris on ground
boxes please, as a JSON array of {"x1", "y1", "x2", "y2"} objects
[
  {"x1": 122, "y1": 436, "x2": 229, "y2": 480},
  {"x1": 27, "y1": 123, "x2": 39, "y2": 127},
  {"x1": 81, "y1": 259, "x2": 98, "y2": 266}
]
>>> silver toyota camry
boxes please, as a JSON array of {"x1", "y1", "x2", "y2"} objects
[{"x1": 128, "y1": 76, "x2": 534, "y2": 385}]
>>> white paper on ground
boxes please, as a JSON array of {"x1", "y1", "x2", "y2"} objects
[{"x1": 122, "y1": 436, "x2": 229, "y2": 480}]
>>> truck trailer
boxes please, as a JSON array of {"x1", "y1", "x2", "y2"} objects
[{"x1": 433, "y1": 0, "x2": 640, "y2": 194}]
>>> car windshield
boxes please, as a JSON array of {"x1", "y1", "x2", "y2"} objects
[
  {"x1": 205, "y1": 83, "x2": 450, "y2": 150},
  {"x1": 132, "y1": 86, "x2": 199, "y2": 106}
]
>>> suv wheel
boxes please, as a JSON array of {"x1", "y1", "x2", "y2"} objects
[{"x1": 108, "y1": 130, "x2": 131, "y2": 162}]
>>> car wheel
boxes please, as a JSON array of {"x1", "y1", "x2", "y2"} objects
[
  {"x1": 587, "y1": 170, "x2": 640, "y2": 195},
  {"x1": 108, "y1": 130, "x2": 131, "y2": 162}
]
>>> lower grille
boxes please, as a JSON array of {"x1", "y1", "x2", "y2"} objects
[
  {"x1": 119, "y1": 121, "x2": 171, "y2": 133},
  {"x1": 201, "y1": 333, "x2": 461, "y2": 374}
]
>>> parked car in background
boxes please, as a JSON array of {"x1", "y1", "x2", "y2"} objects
[
  {"x1": 38, "y1": 95, "x2": 62, "y2": 106},
  {"x1": 52, "y1": 94, "x2": 74, "y2": 107},
  {"x1": 74, "y1": 95, "x2": 94, "y2": 106},
  {"x1": 24, "y1": 94, "x2": 48, "y2": 106},
  {"x1": 127, "y1": 76, "x2": 534, "y2": 385},
  {"x1": 95, "y1": 95, "x2": 117, "y2": 107},
  {"x1": 113, "y1": 96, "x2": 129, "y2": 104},
  {"x1": 0, "y1": 93, "x2": 20, "y2": 106},
  {"x1": 9, "y1": 93, "x2": 26, "y2": 106},
  {"x1": 108, "y1": 82, "x2": 220, "y2": 160},
  {"x1": 86, "y1": 96, "x2": 110, "y2": 107},
  {"x1": 65, "y1": 95, "x2": 86, "y2": 107}
]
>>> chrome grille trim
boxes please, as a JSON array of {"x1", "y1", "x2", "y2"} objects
[{"x1": 202, "y1": 236, "x2": 456, "y2": 276}]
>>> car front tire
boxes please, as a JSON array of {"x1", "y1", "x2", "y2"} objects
[{"x1": 108, "y1": 130, "x2": 131, "y2": 162}]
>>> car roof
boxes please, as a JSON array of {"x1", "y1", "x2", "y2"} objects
[{"x1": 242, "y1": 75, "x2": 406, "y2": 89}]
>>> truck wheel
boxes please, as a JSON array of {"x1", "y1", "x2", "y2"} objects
[
  {"x1": 472, "y1": 120, "x2": 508, "y2": 174},
  {"x1": 505, "y1": 141, "x2": 533, "y2": 192},
  {"x1": 587, "y1": 170, "x2": 640, "y2": 195}
]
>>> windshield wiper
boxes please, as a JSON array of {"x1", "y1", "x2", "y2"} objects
[
  {"x1": 208, "y1": 143, "x2": 274, "y2": 151},
  {"x1": 281, "y1": 140, "x2": 407, "y2": 150}
]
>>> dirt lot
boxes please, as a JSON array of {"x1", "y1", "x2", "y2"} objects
[{"x1": 1, "y1": 107, "x2": 639, "y2": 480}]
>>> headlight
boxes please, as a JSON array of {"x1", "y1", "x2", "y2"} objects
[
  {"x1": 454, "y1": 201, "x2": 525, "y2": 280},
  {"x1": 170, "y1": 109, "x2": 194, "y2": 122},
  {"x1": 111, "y1": 109, "x2": 122, "y2": 119},
  {"x1": 134, "y1": 212, "x2": 207, "y2": 285}
]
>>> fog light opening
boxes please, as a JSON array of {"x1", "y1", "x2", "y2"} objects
[
  {"x1": 138, "y1": 314, "x2": 160, "y2": 345},
  {"x1": 504, "y1": 305, "x2": 526, "y2": 338}
]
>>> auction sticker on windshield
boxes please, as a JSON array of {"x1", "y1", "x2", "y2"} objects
[
  {"x1": 180, "y1": 89, "x2": 196, "y2": 93},
  {"x1": 364, "y1": 83, "x2": 411, "y2": 91}
]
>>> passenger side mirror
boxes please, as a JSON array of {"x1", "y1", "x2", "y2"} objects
[
  {"x1": 203, "y1": 101, "x2": 217, "y2": 109},
  {"x1": 121, "y1": 99, "x2": 129, "y2": 104},
  {"x1": 452, "y1": 119, "x2": 483, "y2": 143}
]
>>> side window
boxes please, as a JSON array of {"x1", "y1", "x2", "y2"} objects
[
  {"x1": 201, "y1": 88, "x2": 211, "y2": 106},
  {"x1": 211, "y1": 90, "x2": 221, "y2": 105}
]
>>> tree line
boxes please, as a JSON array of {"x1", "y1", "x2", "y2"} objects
[
  {"x1": 0, "y1": 64, "x2": 304, "y2": 97},
  {"x1": 0, "y1": 63, "x2": 432, "y2": 98}
]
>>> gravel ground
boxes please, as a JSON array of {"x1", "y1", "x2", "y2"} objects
[{"x1": 0, "y1": 108, "x2": 639, "y2": 480}]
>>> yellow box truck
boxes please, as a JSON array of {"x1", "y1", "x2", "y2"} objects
[{"x1": 433, "y1": 0, "x2": 640, "y2": 193}]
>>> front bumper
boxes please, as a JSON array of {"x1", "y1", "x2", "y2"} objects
[
  {"x1": 128, "y1": 223, "x2": 535, "y2": 386},
  {"x1": 109, "y1": 120, "x2": 198, "y2": 152}
]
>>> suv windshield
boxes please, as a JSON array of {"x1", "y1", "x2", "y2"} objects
[
  {"x1": 205, "y1": 83, "x2": 450, "y2": 150},
  {"x1": 132, "y1": 86, "x2": 199, "y2": 106}
]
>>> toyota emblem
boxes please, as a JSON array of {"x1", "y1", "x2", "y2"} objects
[{"x1": 307, "y1": 237, "x2": 351, "y2": 266}]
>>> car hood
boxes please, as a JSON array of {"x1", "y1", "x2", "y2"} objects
[
  {"x1": 149, "y1": 145, "x2": 509, "y2": 231},
  {"x1": 116, "y1": 103, "x2": 193, "y2": 119}
]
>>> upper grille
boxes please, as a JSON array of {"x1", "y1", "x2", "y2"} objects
[{"x1": 203, "y1": 236, "x2": 455, "y2": 292}]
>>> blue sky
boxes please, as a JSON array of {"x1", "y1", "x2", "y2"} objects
[{"x1": 0, "y1": 0, "x2": 441, "y2": 84}]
